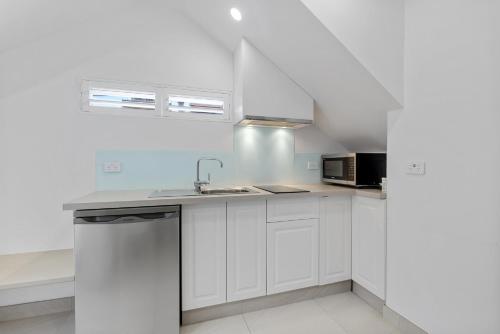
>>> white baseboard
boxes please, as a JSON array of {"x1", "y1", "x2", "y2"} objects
[
  {"x1": 352, "y1": 281, "x2": 385, "y2": 313},
  {"x1": 182, "y1": 280, "x2": 351, "y2": 325},
  {"x1": 382, "y1": 305, "x2": 428, "y2": 334},
  {"x1": 0, "y1": 297, "x2": 74, "y2": 322},
  {"x1": 0, "y1": 281, "x2": 74, "y2": 307},
  {"x1": 352, "y1": 281, "x2": 428, "y2": 334}
]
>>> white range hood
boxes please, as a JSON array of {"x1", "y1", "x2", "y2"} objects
[
  {"x1": 233, "y1": 39, "x2": 314, "y2": 129},
  {"x1": 238, "y1": 116, "x2": 312, "y2": 129}
]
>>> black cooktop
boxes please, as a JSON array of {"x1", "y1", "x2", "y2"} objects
[{"x1": 254, "y1": 185, "x2": 310, "y2": 194}]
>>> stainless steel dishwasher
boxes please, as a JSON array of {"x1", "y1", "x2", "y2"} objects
[{"x1": 74, "y1": 206, "x2": 180, "y2": 334}]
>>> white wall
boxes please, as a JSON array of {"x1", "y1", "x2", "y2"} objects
[
  {"x1": 0, "y1": 3, "x2": 340, "y2": 255},
  {"x1": 300, "y1": 0, "x2": 404, "y2": 104},
  {"x1": 0, "y1": 4, "x2": 234, "y2": 255},
  {"x1": 386, "y1": 1, "x2": 500, "y2": 333},
  {"x1": 295, "y1": 125, "x2": 346, "y2": 154}
]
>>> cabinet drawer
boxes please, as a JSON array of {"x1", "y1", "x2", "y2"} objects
[{"x1": 267, "y1": 197, "x2": 320, "y2": 222}]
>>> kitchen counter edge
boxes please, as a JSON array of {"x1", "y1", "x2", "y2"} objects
[{"x1": 63, "y1": 184, "x2": 386, "y2": 211}]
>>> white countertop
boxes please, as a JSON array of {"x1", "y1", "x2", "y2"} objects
[{"x1": 63, "y1": 184, "x2": 385, "y2": 211}]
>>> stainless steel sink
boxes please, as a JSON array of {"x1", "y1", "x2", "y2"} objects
[
  {"x1": 200, "y1": 187, "x2": 258, "y2": 195},
  {"x1": 149, "y1": 187, "x2": 258, "y2": 198}
]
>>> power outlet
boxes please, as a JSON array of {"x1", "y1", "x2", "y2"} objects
[
  {"x1": 406, "y1": 161, "x2": 425, "y2": 175},
  {"x1": 103, "y1": 161, "x2": 122, "y2": 173},
  {"x1": 307, "y1": 161, "x2": 319, "y2": 170}
]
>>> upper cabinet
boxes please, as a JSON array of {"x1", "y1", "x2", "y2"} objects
[{"x1": 233, "y1": 39, "x2": 314, "y2": 125}]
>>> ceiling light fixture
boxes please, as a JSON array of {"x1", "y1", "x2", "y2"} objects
[{"x1": 230, "y1": 8, "x2": 242, "y2": 21}]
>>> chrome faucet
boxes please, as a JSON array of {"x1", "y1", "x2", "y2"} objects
[{"x1": 194, "y1": 157, "x2": 224, "y2": 193}]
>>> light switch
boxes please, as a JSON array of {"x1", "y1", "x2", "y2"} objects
[
  {"x1": 103, "y1": 161, "x2": 121, "y2": 173},
  {"x1": 406, "y1": 161, "x2": 425, "y2": 175},
  {"x1": 307, "y1": 161, "x2": 319, "y2": 170}
]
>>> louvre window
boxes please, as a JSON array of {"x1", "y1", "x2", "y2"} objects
[
  {"x1": 88, "y1": 88, "x2": 156, "y2": 110},
  {"x1": 164, "y1": 89, "x2": 230, "y2": 120},
  {"x1": 82, "y1": 80, "x2": 231, "y2": 121},
  {"x1": 168, "y1": 95, "x2": 224, "y2": 114}
]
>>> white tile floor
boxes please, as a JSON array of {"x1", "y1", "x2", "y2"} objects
[
  {"x1": 182, "y1": 293, "x2": 400, "y2": 334},
  {"x1": 0, "y1": 292, "x2": 400, "y2": 334}
]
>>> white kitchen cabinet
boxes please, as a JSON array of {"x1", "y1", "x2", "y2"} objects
[
  {"x1": 227, "y1": 200, "x2": 267, "y2": 302},
  {"x1": 267, "y1": 219, "x2": 319, "y2": 294},
  {"x1": 352, "y1": 196, "x2": 386, "y2": 300},
  {"x1": 181, "y1": 203, "x2": 227, "y2": 310},
  {"x1": 267, "y1": 196, "x2": 319, "y2": 222},
  {"x1": 319, "y1": 196, "x2": 352, "y2": 285}
]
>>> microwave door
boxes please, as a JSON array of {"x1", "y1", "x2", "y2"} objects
[
  {"x1": 323, "y1": 157, "x2": 355, "y2": 185},
  {"x1": 324, "y1": 159, "x2": 344, "y2": 179}
]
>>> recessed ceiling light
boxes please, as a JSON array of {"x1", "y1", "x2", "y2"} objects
[{"x1": 230, "y1": 8, "x2": 242, "y2": 21}]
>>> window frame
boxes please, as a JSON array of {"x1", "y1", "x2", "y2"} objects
[
  {"x1": 162, "y1": 86, "x2": 232, "y2": 122},
  {"x1": 81, "y1": 80, "x2": 161, "y2": 117},
  {"x1": 81, "y1": 79, "x2": 232, "y2": 122}
]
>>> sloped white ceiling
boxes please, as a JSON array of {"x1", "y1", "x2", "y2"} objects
[
  {"x1": 1, "y1": 0, "x2": 402, "y2": 150},
  {"x1": 300, "y1": 0, "x2": 404, "y2": 105},
  {"x1": 170, "y1": 0, "x2": 402, "y2": 150},
  {"x1": 0, "y1": 0, "x2": 160, "y2": 53}
]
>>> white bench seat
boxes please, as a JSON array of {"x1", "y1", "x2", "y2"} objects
[{"x1": 0, "y1": 249, "x2": 74, "y2": 307}]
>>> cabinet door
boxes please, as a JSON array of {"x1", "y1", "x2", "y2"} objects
[
  {"x1": 227, "y1": 200, "x2": 267, "y2": 302},
  {"x1": 182, "y1": 203, "x2": 226, "y2": 310},
  {"x1": 319, "y1": 196, "x2": 352, "y2": 285},
  {"x1": 267, "y1": 219, "x2": 319, "y2": 295},
  {"x1": 352, "y1": 196, "x2": 386, "y2": 300}
]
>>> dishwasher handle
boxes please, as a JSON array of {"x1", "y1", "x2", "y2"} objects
[
  {"x1": 75, "y1": 205, "x2": 179, "y2": 218},
  {"x1": 77, "y1": 213, "x2": 179, "y2": 225}
]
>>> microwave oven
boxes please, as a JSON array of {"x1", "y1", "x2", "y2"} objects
[{"x1": 321, "y1": 153, "x2": 386, "y2": 188}]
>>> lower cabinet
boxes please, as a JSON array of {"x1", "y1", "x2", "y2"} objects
[
  {"x1": 267, "y1": 219, "x2": 319, "y2": 295},
  {"x1": 352, "y1": 196, "x2": 386, "y2": 300},
  {"x1": 226, "y1": 200, "x2": 267, "y2": 302},
  {"x1": 181, "y1": 203, "x2": 227, "y2": 311},
  {"x1": 319, "y1": 196, "x2": 352, "y2": 285},
  {"x1": 180, "y1": 194, "x2": 386, "y2": 310}
]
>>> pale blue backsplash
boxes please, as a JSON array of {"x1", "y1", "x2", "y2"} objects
[{"x1": 96, "y1": 127, "x2": 322, "y2": 190}]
